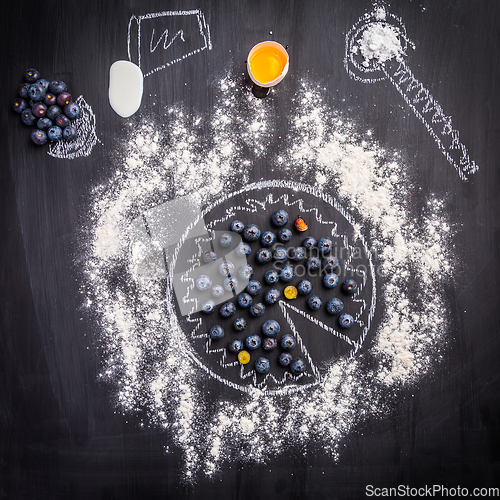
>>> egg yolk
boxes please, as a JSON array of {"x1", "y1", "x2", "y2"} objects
[{"x1": 249, "y1": 46, "x2": 287, "y2": 84}]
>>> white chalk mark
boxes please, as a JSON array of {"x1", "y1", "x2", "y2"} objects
[{"x1": 150, "y1": 28, "x2": 185, "y2": 53}]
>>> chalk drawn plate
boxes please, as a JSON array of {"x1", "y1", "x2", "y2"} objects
[{"x1": 166, "y1": 181, "x2": 377, "y2": 395}]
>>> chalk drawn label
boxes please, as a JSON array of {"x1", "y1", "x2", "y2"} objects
[
  {"x1": 127, "y1": 9, "x2": 212, "y2": 77},
  {"x1": 344, "y1": 7, "x2": 478, "y2": 181}
]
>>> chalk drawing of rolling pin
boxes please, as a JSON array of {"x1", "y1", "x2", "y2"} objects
[{"x1": 344, "y1": 6, "x2": 478, "y2": 181}]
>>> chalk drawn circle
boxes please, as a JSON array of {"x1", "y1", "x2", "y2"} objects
[{"x1": 166, "y1": 180, "x2": 377, "y2": 395}]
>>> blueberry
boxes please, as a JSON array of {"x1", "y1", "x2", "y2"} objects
[
  {"x1": 279, "y1": 352, "x2": 293, "y2": 366},
  {"x1": 233, "y1": 317, "x2": 247, "y2": 332},
  {"x1": 210, "y1": 325, "x2": 224, "y2": 339},
  {"x1": 263, "y1": 338, "x2": 277, "y2": 351},
  {"x1": 47, "y1": 125, "x2": 62, "y2": 142},
  {"x1": 290, "y1": 357, "x2": 306, "y2": 375},
  {"x1": 237, "y1": 292, "x2": 253, "y2": 308},
  {"x1": 307, "y1": 295, "x2": 322, "y2": 310},
  {"x1": 238, "y1": 264, "x2": 254, "y2": 280},
  {"x1": 249, "y1": 302, "x2": 265, "y2": 317},
  {"x1": 223, "y1": 277, "x2": 239, "y2": 292},
  {"x1": 289, "y1": 247, "x2": 305, "y2": 261},
  {"x1": 219, "y1": 260, "x2": 235, "y2": 277},
  {"x1": 13, "y1": 98, "x2": 27, "y2": 113},
  {"x1": 56, "y1": 92, "x2": 72, "y2": 107},
  {"x1": 245, "y1": 334, "x2": 261, "y2": 350},
  {"x1": 46, "y1": 105, "x2": 61, "y2": 120},
  {"x1": 280, "y1": 265, "x2": 295, "y2": 282},
  {"x1": 49, "y1": 80, "x2": 67, "y2": 94},
  {"x1": 21, "y1": 109, "x2": 36, "y2": 126},
  {"x1": 19, "y1": 84, "x2": 30, "y2": 99},
  {"x1": 32, "y1": 102, "x2": 47, "y2": 118},
  {"x1": 280, "y1": 334, "x2": 296, "y2": 351},
  {"x1": 63, "y1": 125, "x2": 77, "y2": 141},
  {"x1": 261, "y1": 231, "x2": 276, "y2": 247},
  {"x1": 264, "y1": 270, "x2": 279, "y2": 285},
  {"x1": 322, "y1": 256, "x2": 339, "y2": 273},
  {"x1": 228, "y1": 339, "x2": 244, "y2": 353},
  {"x1": 305, "y1": 256, "x2": 321, "y2": 272},
  {"x1": 254, "y1": 357, "x2": 270, "y2": 374},
  {"x1": 342, "y1": 279, "x2": 358, "y2": 295},
  {"x1": 230, "y1": 220, "x2": 245, "y2": 233},
  {"x1": 317, "y1": 237, "x2": 333, "y2": 255},
  {"x1": 44, "y1": 93, "x2": 57, "y2": 106},
  {"x1": 36, "y1": 118, "x2": 52, "y2": 130},
  {"x1": 246, "y1": 280, "x2": 262, "y2": 296},
  {"x1": 211, "y1": 285, "x2": 225, "y2": 298},
  {"x1": 303, "y1": 236, "x2": 317, "y2": 249},
  {"x1": 278, "y1": 228, "x2": 292, "y2": 242},
  {"x1": 64, "y1": 101, "x2": 80, "y2": 119},
  {"x1": 219, "y1": 301, "x2": 236, "y2": 318},
  {"x1": 36, "y1": 79, "x2": 50, "y2": 91},
  {"x1": 338, "y1": 313, "x2": 354, "y2": 328},
  {"x1": 24, "y1": 69, "x2": 40, "y2": 83},
  {"x1": 262, "y1": 319, "x2": 281, "y2": 337},
  {"x1": 326, "y1": 298, "x2": 344, "y2": 315},
  {"x1": 236, "y1": 242, "x2": 251, "y2": 257},
  {"x1": 323, "y1": 273, "x2": 339, "y2": 288},
  {"x1": 256, "y1": 248, "x2": 272, "y2": 264},
  {"x1": 243, "y1": 224, "x2": 261, "y2": 242},
  {"x1": 220, "y1": 232, "x2": 233, "y2": 248},
  {"x1": 271, "y1": 209, "x2": 289, "y2": 227},
  {"x1": 196, "y1": 275, "x2": 212, "y2": 291},
  {"x1": 297, "y1": 280, "x2": 313, "y2": 295},
  {"x1": 273, "y1": 246, "x2": 288, "y2": 262},
  {"x1": 201, "y1": 300, "x2": 215, "y2": 313},
  {"x1": 31, "y1": 129, "x2": 48, "y2": 145},
  {"x1": 55, "y1": 114, "x2": 70, "y2": 129},
  {"x1": 203, "y1": 250, "x2": 217, "y2": 263},
  {"x1": 28, "y1": 83, "x2": 45, "y2": 102},
  {"x1": 264, "y1": 288, "x2": 280, "y2": 304}
]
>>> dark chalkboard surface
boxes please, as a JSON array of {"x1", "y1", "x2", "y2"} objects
[{"x1": 2, "y1": 0, "x2": 500, "y2": 498}]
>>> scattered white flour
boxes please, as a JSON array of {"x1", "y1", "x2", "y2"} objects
[
  {"x1": 83, "y1": 72, "x2": 452, "y2": 481},
  {"x1": 355, "y1": 22, "x2": 403, "y2": 67}
]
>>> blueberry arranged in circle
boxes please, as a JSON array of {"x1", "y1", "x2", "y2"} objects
[
  {"x1": 36, "y1": 79, "x2": 50, "y2": 91},
  {"x1": 271, "y1": 209, "x2": 289, "y2": 227},
  {"x1": 280, "y1": 334, "x2": 296, "y2": 351},
  {"x1": 322, "y1": 256, "x2": 339, "y2": 272},
  {"x1": 255, "y1": 357, "x2": 270, "y2": 374},
  {"x1": 56, "y1": 92, "x2": 72, "y2": 108},
  {"x1": 211, "y1": 285, "x2": 225, "y2": 298},
  {"x1": 290, "y1": 357, "x2": 306, "y2": 375},
  {"x1": 44, "y1": 93, "x2": 57, "y2": 106},
  {"x1": 21, "y1": 109, "x2": 36, "y2": 126},
  {"x1": 317, "y1": 237, "x2": 333, "y2": 255},
  {"x1": 273, "y1": 246, "x2": 288, "y2": 262},
  {"x1": 24, "y1": 68, "x2": 40, "y2": 83},
  {"x1": 279, "y1": 352, "x2": 293, "y2": 366},
  {"x1": 37, "y1": 118, "x2": 52, "y2": 131},
  {"x1": 262, "y1": 338, "x2": 277, "y2": 351},
  {"x1": 305, "y1": 256, "x2": 321, "y2": 272},
  {"x1": 249, "y1": 302, "x2": 265, "y2": 317},
  {"x1": 196, "y1": 274, "x2": 212, "y2": 291},
  {"x1": 280, "y1": 265, "x2": 295, "y2": 282},
  {"x1": 230, "y1": 220, "x2": 245, "y2": 233},
  {"x1": 238, "y1": 264, "x2": 254, "y2": 280},
  {"x1": 303, "y1": 236, "x2": 317, "y2": 249},
  {"x1": 236, "y1": 242, "x2": 251, "y2": 257},
  {"x1": 219, "y1": 301, "x2": 236, "y2": 318},
  {"x1": 326, "y1": 298, "x2": 344, "y2": 315},
  {"x1": 46, "y1": 105, "x2": 61, "y2": 120},
  {"x1": 202, "y1": 250, "x2": 217, "y2": 263},
  {"x1": 47, "y1": 125, "x2": 62, "y2": 141},
  {"x1": 32, "y1": 102, "x2": 47, "y2": 118},
  {"x1": 55, "y1": 114, "x2": 70, "y2": 128},
  {"x1": 228, "y1": 339, "x2": 244, "y2": 353},
  {"x1": 219, "y1": 232, "x2": 233, "y2": 248},
  {"x1": 245, "y1": 334, "x2": 261, "y2": 350},
  {"x1": 262, "y1": 319, "x2": 281, "y2": 337},
  {"x1": 278, "y1": 228, "x2": 292, "y2": 242},
  {"x1": 338, "y1": 313, "x2": 354, "y2": 328},
  {"x1": 243, "y1": 224, "x2": 261, "y2": 242},
  {"x1": 201, "y1": 300, "x2": 215, "y2": 313},
  {"x1": 64, "y1": 101, "x2": 80, "y2": 119},
  {"x1": 13, "y1": 98, "x2": 27, "y2": 113},
  {"x1": 28, "y1": 83, "x2": 45, "y2": 102},
  {"x1": 307, "y1": 295, "x2": 322, "y2": 310},
  {"x1": 49, "y1": 80, "x2": 67, "y2": 95},
  {"x1": 246, "y1": 280, "x2": 262, "y2": 296},
  {"x1": 261, "y1": 231, "x2": 276, "y2": 247},
  {"x1": 238, "y1": 292, "x2": 253, "y2": 308},
  {"x1": 342, "y1": 279, "x2": 358, "y2": 295},
  {"x1": 289, "y1": 247, "x2": 305, "y2": 261},
  {"x1": 233, "y1": 317, "x2": 247, "y2": 332},
  {"x1": 256, "y1": 248, "x2": 272, "y2": 264},
  {"x1": 323, "y1": 273, "x2": 339, "y2": 289},
  {"x1": 19, "y1": 84, "x2": 30, "y2": 99},
  {"x1": 219, "y1": 260, "x2": 235, "y2": 276},
  {"x1": 31, "y1": 129, "x2": 48, "y2": 145},
  {"x1": 62, "y1": 126, "x2": 77, "y2": 141},
  {"x1": 264, "y1": 288, "x2": 281, "y2": 304},
  {"x1": 223, "y1": 277, "x2": 238, "y2": 292},
  {"x1": 210, "y1": 325, "x2": 224, "y2": 339},
  {"x1": 264, "y1": 269, "x2": 279, "y2": 285},
  {"x1": 297, "y1": 279, "x2": 313, "y2": 295}
]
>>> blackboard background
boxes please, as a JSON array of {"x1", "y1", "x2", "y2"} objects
[{"x1": 1, "y1": 0, "x2": 500, "y2": 498}]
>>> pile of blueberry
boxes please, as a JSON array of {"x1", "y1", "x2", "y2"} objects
[{"x1": 12, "y1": 68, "x2": 79, "y2": 145}]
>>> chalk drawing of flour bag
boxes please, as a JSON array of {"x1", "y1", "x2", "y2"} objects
[{"x1": 127, "y1": 9, "x2": 212, "y2": 78}]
